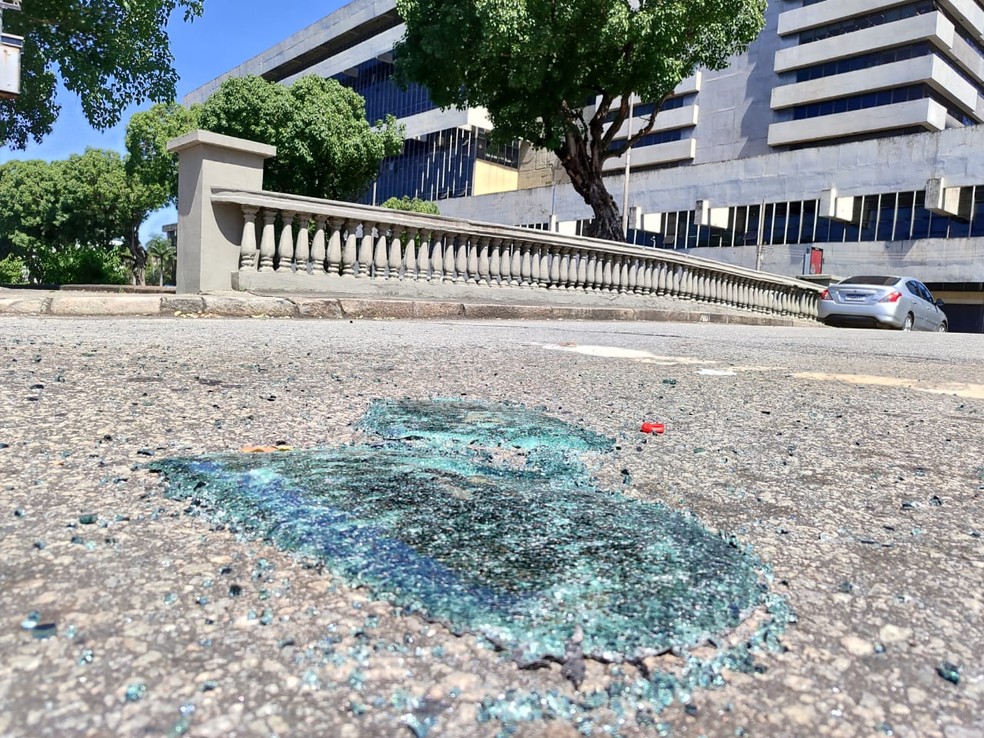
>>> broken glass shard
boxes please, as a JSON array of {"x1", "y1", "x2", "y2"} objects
[{"x1": 152, "y1": 399, "x2": 779, "y2": 669}]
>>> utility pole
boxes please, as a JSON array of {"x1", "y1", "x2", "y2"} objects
[{"x1": 621, "y1": 96, "x2": 634, "y2": 239}]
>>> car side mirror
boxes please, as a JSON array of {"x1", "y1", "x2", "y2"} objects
[{"x1": 935, "y1": 299, "x2": 945, "y2": 308}]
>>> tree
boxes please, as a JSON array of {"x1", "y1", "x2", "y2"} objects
[
  {"x1": 125, "y1": 101, "x2": 199, "y2": 208},
  {"x1": 395, "y1": 0, "x2": 767, "y2": 241},
  {"x1": 0, "y1": 158, "x2": 64, "y2": 276},
  {"x1": 60, "y1": 148, "x2": 160, "y2": 284},
  {"x1": 196, "y1": 74, "x2": 404, "y2": 201},
  {"x1": 381, "y1": 195, "x2": 440, "y2": 215},
  {"x1": 145, "y1": 233, "x2": 175, "y2": 286},
  {"x1": 1, "y1": 0, "x2": 204, "y2": 149},
  {"x1": 0, "y1": 148, "x2": 157, "y2": 284}
]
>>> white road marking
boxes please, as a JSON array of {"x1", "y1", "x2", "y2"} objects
[{"x1": 794, "y1": 372, "x2": 984, "y2": 400}]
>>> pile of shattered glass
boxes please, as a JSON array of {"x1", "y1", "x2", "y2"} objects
[{"x1": 153, "y1": 399, "x2": 791, "y2": 735}]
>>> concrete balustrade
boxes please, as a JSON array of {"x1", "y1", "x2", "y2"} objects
[{"x1": 168, "y1": 130, "x2": 823, "y2": 321}]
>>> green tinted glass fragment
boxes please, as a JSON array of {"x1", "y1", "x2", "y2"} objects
[{"x1": 153, "y1": 399, "x2": 775, "y2": 669}]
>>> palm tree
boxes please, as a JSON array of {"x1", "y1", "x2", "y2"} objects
[{"x1": 145, "y1": 234, "x2": 175, "y2": 286}]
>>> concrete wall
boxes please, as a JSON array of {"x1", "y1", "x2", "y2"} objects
[
  {"x1": 437, "y1": 124, "x2": 984, "y2": 284},
  {"x1": 679, "y1": 238, "x2": 984, "y2": 283}
]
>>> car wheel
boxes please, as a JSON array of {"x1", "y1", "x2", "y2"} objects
[
  {"x1": 937, "y1": 322, "x2": 947, "y2": 333},
  {"x1": 902, "y1": 313, "x2": 914, "y2": 331}
]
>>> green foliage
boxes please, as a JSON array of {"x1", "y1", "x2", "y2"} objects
[
  {"x1": 145, "y1": 233, "x2": 176, "y2": 286},
  {"x1": 33, "y1": 244, "x2": 129, "y2": 285},
  {"x1": 0, "y1": 255, "x2": 27, "y2": 284},
  {"x1": 58, "y1": 149, "x2": 130, "y2": 249},
  {"x1": 0, "y1": 148, "x2": 159, "y2": 284},
  {"x1": 381, "y1": 196, "x2": 440, "y2": 215},
  {"x1": 395, "y1": 0, "x2": 767, "y2": 238},
  {"x1": 197, "y1": 75, "x2": 404, "y2": 201},
  {"x1": 125, "y1": 102, "x2": 200, "y2": 208},
  {"x1": 1, "y1": 0, "x2": 204, "y2": 148}
]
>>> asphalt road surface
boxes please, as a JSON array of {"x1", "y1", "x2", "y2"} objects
[{"x1": 1, "y1": 316, "x2": 981, "y2": 738}]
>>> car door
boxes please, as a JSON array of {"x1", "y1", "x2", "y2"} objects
[
  {"x1": 904, "y1": 280, "x2": 928, "y2": 329},
  {"x1": 916, "y1": 282, "x2": 944, "y2": 330}
]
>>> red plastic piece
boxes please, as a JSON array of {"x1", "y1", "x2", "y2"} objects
[{"x1": 641, "y1": 422, "x2": 665, "y2": 435}]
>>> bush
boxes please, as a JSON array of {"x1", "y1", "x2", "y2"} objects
[
  {"x1": 0, "y1": 255, "x2": 27, "y2": 284},
  {"x1": 381, "y1": 196, "x2": 440, "y2": 215},
  {"x1": 34, "y1": 245, "x2": 129, "y2": 285}
]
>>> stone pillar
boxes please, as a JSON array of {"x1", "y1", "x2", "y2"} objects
[{"x1": 167, "y1": 130, "x2": 276, "y2": 293}]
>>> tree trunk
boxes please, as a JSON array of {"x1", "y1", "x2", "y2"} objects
[
  {"x1": 555, "y1": 136, "x2": 625, "y2": 242},
  {"x1": 128, "y1": 224, "x2": 146, "y2": 286}
]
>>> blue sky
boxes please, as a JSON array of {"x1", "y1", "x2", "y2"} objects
[{"x1": 0, "y1": 2, "x2": 344, "y2": 241}]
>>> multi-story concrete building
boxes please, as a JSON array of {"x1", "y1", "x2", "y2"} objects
[{"x1": 187, "y1": 0, "x2": 984, "y2": 331}]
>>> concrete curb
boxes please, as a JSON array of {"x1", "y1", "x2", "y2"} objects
[{"x1": 0, "y1": 290, "x2": 814, "y2": 327}]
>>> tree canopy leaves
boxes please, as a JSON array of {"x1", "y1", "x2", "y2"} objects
[
  {"x1": 196, "y1": 74, "x2": 404, "y2": 201},
  {"x1": 0, "y1": 147, "x2": 162, "y2": 283},
  {"x1": 1, "y1": 0, "x2": 203, "y2": 148},
  {"x1": 395, "y1": 0, "x2": 767, "y2": 239}
]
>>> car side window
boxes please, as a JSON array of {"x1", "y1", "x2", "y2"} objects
[
  {"x1": 905, "y1": 281, "x2": 921, "y2": 299},
  {"x1": 918, "y1": 283, "x2": 934, "y2": 303}
]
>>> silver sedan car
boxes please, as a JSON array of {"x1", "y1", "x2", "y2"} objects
[{"x1": 818, "y1": 275, "x2": 948, "y2": 331}]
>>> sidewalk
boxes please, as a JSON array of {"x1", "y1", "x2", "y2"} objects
[{"x1": 0, "y1": 287, "x2": 814, "y2": 326}]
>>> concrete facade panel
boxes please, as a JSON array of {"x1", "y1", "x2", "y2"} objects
[
  {"x1": 767, "y1": 99, "x2": 946, "y2": 147},
  {"x1": 777, "y1": 0, "x2": 909, "y2": 36},
  {"x1": 770, "y1": 56, "x2": 977, "y2": 114},
  {"x1": 773, "y1": 14, "x2": 951, "y2": 72}
]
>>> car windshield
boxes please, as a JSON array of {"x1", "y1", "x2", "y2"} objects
[{"x1": 839, "y1": 276, "x2": 899, "y2": 286}]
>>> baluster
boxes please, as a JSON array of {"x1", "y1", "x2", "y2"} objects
[
  {"x1": 374, "y1": 226, "x2": 389, "y2": 279},
  {"x1": 619, "y1": 257, "x2": 630, "y2": 294},
  {"x1": 704, "y1": 273, "x2": 715, "y2": 303},
  {"x1": 326, "y1": 217, "x2": 343, "y2": 276},
  {"x1": 575, "y1": 250, "x2": 587, "y2": 291},
  {"x1": 509, "y1": 241, "x2": 523, "y2": 287},
  {"x1": 477, "y1": 237, "x2": 490, "y2": 286},
  {"x1": 642, "y1": 259, "x2": 654, "y2": 294},
  {"x1": 557, "y1": 248, "x2": 568, "y2": 290},
  {"x1": 239, "y1": 206, "x2": 259, "y2": 271},
  {"x1": 277, "y1": 211, "x2": 295, "y2": 272},
  {"x1": 537, "y1": 244, "x2": 549, "y2": 288},
  {"x1": 501, "y1": 241, "x2": 515, "y2": 286},
  {"x1": 601, "y1": 256, "x2": 614, "y2": 292},
  {"x1": 445, "y1": 233, "x2": 459, "y2": 283},
  {"x1": 311, "y1": 216, "x2": 327, "y2": 275},
  {"x1": 404, "y1": 228, "x2": 418, "y2": 281},
  {"x1": 547, "y1": 247, "x2": 561, "y2": 289},
  {"x1": 527, "y1": 244, "x2": 539, "y2": 288},
  {"x1": 417, "y1": 230, "x2": 431, "y2": 281},
  {"x1": 294, "y1": 215, "x2": 311, "y2": 274},
  {"x1": 342, "y1": 219, "x2": 358, "y2": 277},
  {"x1": 719, "y1": 277, "x2": 731, "y2": 307},
  {"x1": 628, "y1": 258, "x2": 639, "y2": 294},
  {"x1": 682, "y1": 268, "x2": 694, "y2": 299},
  {"x1": 520, "y1": 243, "x2": 533, "y2": 287},
  {"x1": 671, "y1": 266, "x2": 683, "y2": 298},
  {"x1": 259, "y1": 210, "x2": 277, "y2": 272},
  {"x1": 488, "y1": 237, "x2": 501, "y2": 287},
  {"x1": 431, "y1": 232, "x2": 445, "y2": 283},
  {"x1": 454, "y1": 233, "x2": 468, "y2": 283},
  {"x1": 655, "y1": 263, "x2": 668, "y2": 296},
  {"x1": 585, "y1": 253, "x2": 598, "y2": 291},
  {"x1": 388, "y1": 228, "x2": 402, "y2": 281},
  {"x1": 692, "y1": 270, "x2": 705, "y2": 302},
  {"x1": 355, "y1": 222, "x2": 373, "y2": 278}
]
